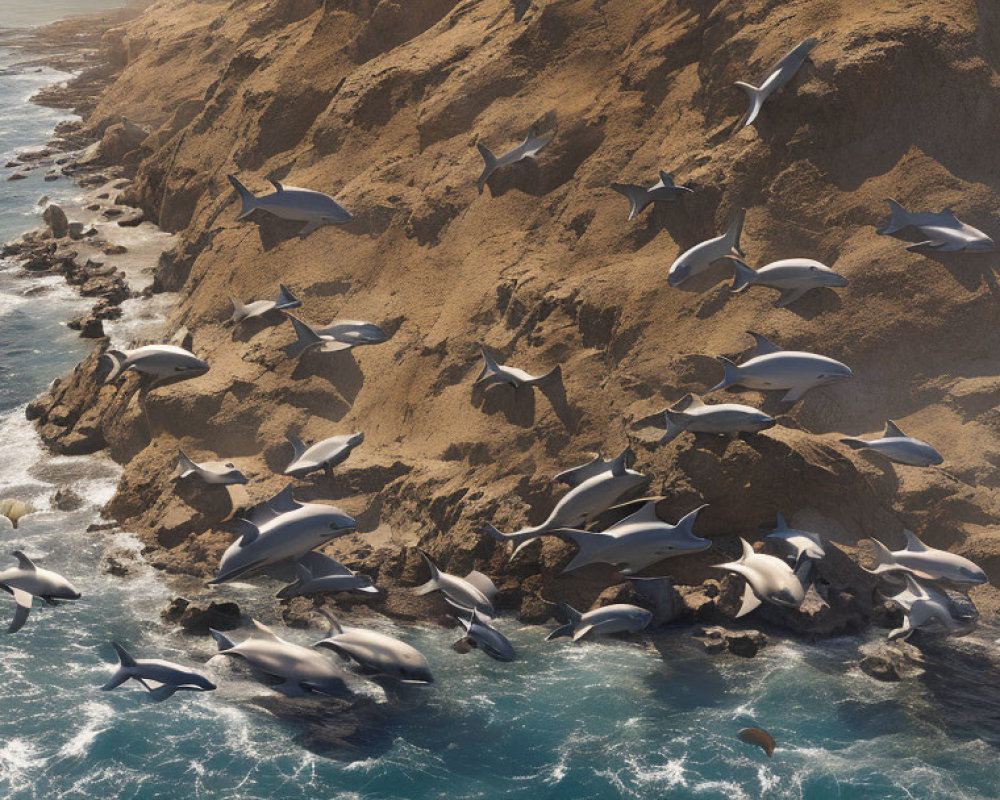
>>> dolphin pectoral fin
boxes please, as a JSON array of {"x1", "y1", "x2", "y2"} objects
[
  {"x1": 323, "y1": 463, "x2": 335, "y2": 480},
  {"x1": 8, "y1": 589, "x2": 32, "y2": 633},
  {"x1": 545, "y1": 623, "x2": 574, "y2": 641},
  {"x1": 571, "y1": 624, "x2": 595, "y2": 642},
  {"x1": 510, "y1": 536, "x2": 540, "y2": 560},
  {"x1": 299, "y1": 219, "x2": 323, "y2": 238},
  {"x1": 774, "y1": 287, "x2": 808, "y2": 307},
  {"x1": 735, "y1": 583, "x2": 762, "y2": 618},
  {"x1": 147, "y1": 685, "x2": 179, "y2": 702},
  {"x1": 779, "y1": 385, "x2": 808, "y2": 404}
]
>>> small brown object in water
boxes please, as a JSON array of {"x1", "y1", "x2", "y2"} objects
[{"x1": 738, "y1": 727, "x2": 776, "y2": 757}]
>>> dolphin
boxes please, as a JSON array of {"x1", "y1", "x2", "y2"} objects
[
  {"x1": 283, "y1": 314, "x2": 388, "y2": 358},
  {"x1": 764, "y1": 513, "x2": 825, "y2": 570},
  {"x1": 735, "y1": 38, "x2": 818, "y2": 128},
  {"x1": 481, "y1": 449, "x2": 649, "y2": 552},
  {"x1": 475, "y1": 344, "x2": 562, "y2": 391},
  {"x1": 840, "y1": 421, "x2": 943, "y2": 467},
  {"x1": 738, "y1": 727, "x2": 776, "y2": 758},
  {"x1": 0, "y1": 551, "x2": 81, "y2": 633},
  {"x1": 230, "y1": 284, "x2": 300, "y2": 323},
  {"x1": 455, "y1": 608, "x2": 516, "y2": 662},
  {"x1": 633, "y1": 393, "x2": 776, "y2": 445},
  {"x1": 210, "y1": 620, "x2": 347, "y2": 696},
  {"x1": 276, "y1": 552, "x2": 377, "y2": 599},
  {"x1": 0, "y1": 499, "x2": 35, "y2": 529},
  {"x1": 552, "y1": 501, "x2": 710, "y2": 574},
  {"x1": 476, "y1": 128, "x2": 553, "y2": 194},
  {"x1": 726, "y1": 256, "x2": 848, "y2": 307},
  {"x1": 227, "y1": 174, "x2": 351, "y2": 237},
  {"x1": 545, "y1": 603, "x2": 652, "y2": 642},
  {"x1": 668, "y1": 209, "x2": 746, "y2": 286},
  {"x1": 210, "y1": 488, "x2": 356, "y2": 585},
  {"x1": 284, "y1": 430, "x2": 364, "y2": 480},
  {"x1": 415, "y1": 550, "x2": 498, "y2": 617},
  {"x1": 714, "y1": 538, "x2": 805, "y2": 618},
  {"x1": 313, "y1": 612, "x2": 433, "y2": 684},
  {"x1": 102, "y1": 642, "x2": 216, "y2": 701},
  {"x1": 175, "y1": 448, "x2": 248, "y2": 485},
  {"x1": 710, "y1": 331, "x2": 853, "y2": 404},
  {"x1": 876, "y1": 199, "x2": 963, "y2": 236},
  {"x1": 886, "y1": 574, "x2": 976, "y2": 640},
  {"x1": 100, "y1": 345, "x2": 209, "y2": 387},
  {"x1": 864, "y1": 530, "x2": 987, "y2": 586},
  {"x1": 611, "y1": 171, "x2": 692, "y2": 221}
]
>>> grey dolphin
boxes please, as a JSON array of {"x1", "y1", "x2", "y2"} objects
[
  {"x1": 887, "y1": 574, "x2": 976, "y2": 640},
  {"x1": 764, "y1": 513, "x2": 824, "y2": 569},
  {"x1": 840, "y1": 420, "x2": 943, "y2": 467},
  {"x1": 277, "y1": 552, "x2": 377, "y2": 599},
  {"x1": 668, "y1": 209, "x2": 745, "y2": 286},
  {"x1": 633, "y1": 393, "x2": 775, "y2": 445},
  {"x1": 227, "y1": 174, "x2": 351, "y2": 237},
  {"x1": 283, "y1": 314, "x2": 388, "y2": 358},
  {"x1": 0, "y1": 499, "x2": 35, "y2": 530},
  {"x1": 100, "y1": 345, "x2": 209, "y2": 387},
  {"x1": 415, "y1": 550, "x2": 498, "y2": 617},
  {"x1": 876, "y1": 199, "x2": 962, "y2": 236},
  {"x1": 0, "y1": 551, "x2": 81, "y2": 633},
  {"x1": 313, "y1": 612, "x2": 433, "y2": 684},
  {"x1": 864, "y1": 530, "x2": 986, "y2": 586},
  {"x1": 714, "y1": 538, "x2": 805, "y2": 618},
  {"x1": 481, "y1": 449, "x2": 649, "y2": 551},
  {"x1": 611, "y1": 171, "x2": 692, "y2": 221},
  {"x1": 210, "y1": 488, "x2": 356, "y2": 585},
  {"x1": 727, "y1": 256, "x2": 848, "y2": 307},
  {"x1": 210, "y1": 620, "x2": 347, "y2": 696},
  {"x1": 876, "y1": 199, "x2": 994, "y2": 251},
  {"x1": 175, "y1": 448, "x2": 248, "y2": 485},
  {"x1": 476, "y1": 128, "x2": 553, "y2": 194},
  {"x1": 710, "y1": 331, "x2": 853, "y2": 404},
  {"x1": 553, "y1": 501, "x2": 710, "y2": 574},
  {"x1": 230, "y1": 284, "x2": 300, "y2": 323},
  {"x1": 545, "y1": 602, "x2": 652, "y2": 642},
  {"x1": 284, "y1": 430, "x2": 364, "y2": 479},
  {"x1": 475, "y1": 344, "x2": 562, "y2": 391},
  {"x1": 102, "y1": 642, "x2": 216, "y2": 701},
  {"x1": 455, "y1": 608, "x2": 516, "y2": 662},
  {"x1": 735, "y1": 38, "x2": 818, "y2": 128}
]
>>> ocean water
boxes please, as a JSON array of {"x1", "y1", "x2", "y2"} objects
[{"x1": 2, "y1": 4, "x2": 1000, "y2": 799}]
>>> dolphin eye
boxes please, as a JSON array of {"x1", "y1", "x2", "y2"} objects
[{"x1": 225, "y1": 463, "x2": 235, "y2": 468}]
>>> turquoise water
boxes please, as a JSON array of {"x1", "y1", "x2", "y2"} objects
[{"x1": 2, "y1": 5, "x2": 1000, "y2": 798}]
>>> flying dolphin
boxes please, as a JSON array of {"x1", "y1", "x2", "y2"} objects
[
  {"x1": 632, "y1": 393, "x2": 775, "y2": 445},
  {"x1": 230, "y1": 284, "x2": 300, "y2": 323},
  {"x1": 476, "y1": 128, "x2": 553, "y2": 194},
  {"x1": 100, "y1": 345, "x2": 208, "y2": 387},
  {"x1": 276, "y1": 551, "x2": 377, "y2": 599},
  {"x1": 313, "y1": 612, "x2": 433, "y2": 684},
  {"x1": 545, "y1": 603, "x2": 652, "y2": 642},
  {"x1": 668, "y1": 209, "x2": 746, "y2": 286},
  {"x1": 283, "y1": 314, "x2": 388, "y2": 358},
  {"x1": 455, "y1": 608, "x2": 516, "y2": 662},
  {"x1": 876, "y1": 199, "x2": 994, "y2": 252},
  {"x1": 714, "y1": 538, "x2": 805, "y2": 618},
  {"x1": 0, "y1": 551, "x2": 81, "y2": 633},
  {"x1": 284, "y1": 430, "x2": 364, "y2": 480},
  {"x1": 611, "y1": 171, "x2": 692, "y2": 221},
  {"x1": 735, "y1": 38, "x2": 818, "y2": 128},
  {"x1": 864, "y1": 530, "x2": 987, "y2": 586},
  {"x1": 764, "y1": 513, "x2": 825, "y2": 569},
  {"x1": 210, "y1": 620, "x2": 347, "y2": 696},
  {"x1": 415, "y1": 550, "x2": 498, "y2": 617},
  {"x1": 227, "y1": 174, "x2": 352, "y2": 237},
  {"x1": 726, "y1": 256, "x2": 848, "y2": 307},
  {"x1": 886, "y1": 574, "x2": 976, "y2": 640},
  {"x1": 210, "y1": 487, "x2": 356, "y2": 585},
  {"x1": 710, "y1": 331, "x2": 853, "y2": 404},
  {"x1": 840, "y1": 421, "x2": 943, "y2": 467},
  {"x1": 475, "y1": 344, "x2": 562, "y2": 391},
  {"x1": 102, "y1": 642, "x2": 216, "y2": 701},
  {"x1": 175, "y1": 448, "x2": 248, "y2": 485},
  {"x1": 482, "y1": 449, "x2": 648, "y2": 553}
]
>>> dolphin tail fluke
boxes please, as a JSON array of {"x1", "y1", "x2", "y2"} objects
[
  {"x1": 227, "y1": 174, "x2": 258, "y2": 220},
  {"x1": 661, "y1": 409, "x2": 691, "y2": 445},
  {"x1": 476, "y1": 144, "x2": 498, "y2": 195},
  {"x1": 527, "y1": 364, "x2": 562, "y2": 387},
  {"x1": 99, "y1": 349, "x2": 127, "y2": 383},
  {"x1": 285, "y1": 431, "x2": 308, "y2": 463},
  {"x1": 877, "y1": 198, "x2": 910, "y2": 236},
  {"x1": 725, "y1": 208, "x2": 746, "y2": 257},
  {"x1": 175, "y1": 448, "x2": 199, "y2": 479},
  {"x1": 475, "y1": 344, "x2": 502, "y2": 383},
  {"x1": 839, "y1": 437, "x2": 869, "y2": 451},
  {"x1": 283, "y1": 314, "x2": 323, "y2": 358},
  {"x1": 561, "y1": 529, "x2": 616, "y2": 573},
  {"x1": 414, "y1": 550, "x2": 441, "y2": 595},
  {"x1": 229, "y1": 293, "x2": 248, "y2": 320},
  {"x1": 735, "y1": 81, "x2": 765, "y2": 128},
  {"x1": 102, "y1": 642, "x2": 137, "y2": 690},
  {"x1": 735, "y1": 582, "x2": 762, "y2": 618},
  {"x1": 709, "y1": 357, "x2": 741, "y2": 392},
  {"x1": 610, "y1": 183, "x2": 649, "y2": 221},
  {"x1": 275, "y1": 284, "x2": 301, "y2": 311},
  {"x1": 209, "y1": 628, "x2": 236, "y2": 652},
  {"x1": 545, "y1": 603, "x2": 582, "y2": 640},
  {"x1": 727, "y1": 257, "x2": 756, "y2": 292},
  {"x1": 863, "y1": 538, "x2": 899, "y2": 575}
]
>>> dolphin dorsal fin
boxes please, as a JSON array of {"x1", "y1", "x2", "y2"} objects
[
  {"x1": 684, "y1": 393, "x2": 706, "y2": 409},
  {"x1": 232, "y1": 519, "x2": 259, "y2": 546},
  {"x1": 250, "y1": 620, "x2": 282, "y2": 640},
  {"x1": 268, "y1": 485, "x2": 302, "y2": 514},
  {"x1": 555, "y1": 454, "x2": 607, "y2": 487},
  {"x1": 747, "y1": 331, "x2": 782, "y2": 357},
  {"x1": 902, "y1": 530, "x2": 928, "y2": 552},
  {"x1": 883, "y1": 420, "x2": 906, "y2": 438},
  {"x1": 775, "y1": 512, "x2": 789, "y2": 531},
  {"x1": 739, "y1": 538, "x2": 755, "y2": 561},
  {"x1": 12, "y1": 551, "x2": 35, "y2": 571},
  {"x1": 268, "y1": 179, "x2": 285, "y2": 193},
  {"x1": 609, "y1": 448, "x2": 630, "y2": 477},
  {"x1": 658, "y1": 171, "x2": 676, "y2": 187},
  {"x1": 675, "y1": 504, "x2": 708, "y2": 538},
  {"x1": 615, "y1": 499, "x2": 663, "y2": 528}
]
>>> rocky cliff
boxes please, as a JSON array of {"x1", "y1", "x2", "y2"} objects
[{"x1": 28, "y1": 0, "x2": 1000, "y2": 628}]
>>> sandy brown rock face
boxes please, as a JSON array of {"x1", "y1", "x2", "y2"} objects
[{"x1": 29, "y1": 0, "x2": 1000, "y2": 631}]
